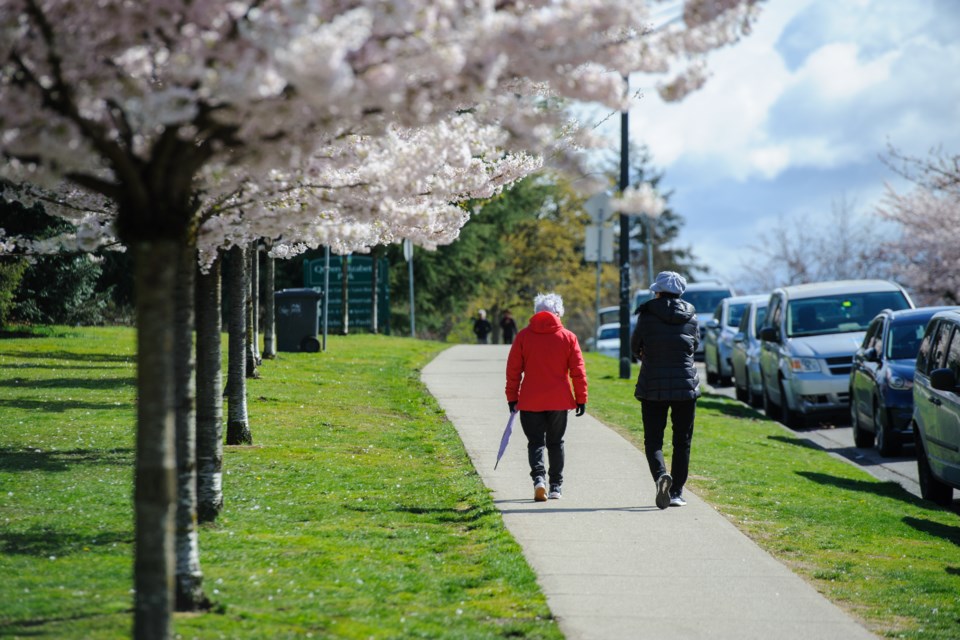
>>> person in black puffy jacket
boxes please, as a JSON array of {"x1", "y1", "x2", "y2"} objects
[{"x1": 630, "y1": 271, "x2": 701, "y2": 509}]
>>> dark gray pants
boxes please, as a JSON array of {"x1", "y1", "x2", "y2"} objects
[
  {"x1": 519, "y1": 410, "x2": 567, "y2": 486},
  {"x1": 641, "y1": 400, "x2": 696, "y2": 495}
]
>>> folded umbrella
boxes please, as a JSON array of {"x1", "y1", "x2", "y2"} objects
[{"x1": 494, "y1": 411, "x2": 517, "y2": 470}]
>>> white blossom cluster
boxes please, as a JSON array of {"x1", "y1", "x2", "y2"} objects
[
  {"x1": 0, "y1": 0, "x2": 762, "y2": 257},
  {"x1": 611, "y1": 182, "x2": 665, "y2": 216}
]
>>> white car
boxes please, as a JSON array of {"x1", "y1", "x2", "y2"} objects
[{"x1": 595, "y1": 322, "x2": 620, "y2": 358}]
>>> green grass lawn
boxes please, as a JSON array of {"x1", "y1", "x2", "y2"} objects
[
  {"x1": 0, "y1": 327, "x2": 560, "y2": 639},
  {"x1": 583, "y1": 352, "x2": 960, "y2": 640},
  {"x1": 2, "y1": 329, "x2": 959, "y2": 639}
]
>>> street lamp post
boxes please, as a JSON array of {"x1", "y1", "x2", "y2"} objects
[{"x1": 618, "y1": 83, "x2": 631, "y2": 380}]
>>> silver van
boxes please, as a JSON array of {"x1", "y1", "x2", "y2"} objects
[
  {"x1": 912, "y1": 309, "x2": 960, "y2": 505},
  {"x1": 758, "y1": 280, "x2": 913, "y2": 428}
]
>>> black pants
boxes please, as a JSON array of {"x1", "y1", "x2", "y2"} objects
[
  {"x1": 519, "y1": 410, "x2": 567, "y2": 485},
  {"x1": 640, "y1": 400, "x2": 696, "y2": 494}
]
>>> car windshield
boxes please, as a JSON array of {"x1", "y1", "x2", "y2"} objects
[
  {"x1": 887, "y1": 319, "x2": 928, "y2": 360},
  {"x1": 728, "y1": 303, "x2": 748, "y2": 327},
  {"x1": 786, "y1": 291, "x2": 911, "y2": 337},
  {"x1": 599, "y1": 326, "x2": 619, "y2": 340},
  {"x1": 683, "y1": 290, "x2": 731, "y2": 313}
]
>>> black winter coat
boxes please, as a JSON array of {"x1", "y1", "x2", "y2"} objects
[{"x1": 631, "y1": 296, "x2": 701, "y2": 401}]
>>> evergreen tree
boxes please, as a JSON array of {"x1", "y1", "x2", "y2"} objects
[
  {"x1": 0, "y1": 192, "x2": 111, "y2": 325},
  {"x1": 597, "y1": 144, "x2": 707, "y2": 287}
]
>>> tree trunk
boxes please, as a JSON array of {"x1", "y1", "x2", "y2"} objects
[
  {"x1": 173, "y1": 244, "x2": 209, "y2": 611},
  {"x1": 246, "y1": 241, "x2": 260, "y2": 377},
  {"x1": 340, "y1": 255, "x2": 349, "y2": 335},
  {"x1": 195, "y1": 256, "x2": 223, "y2": 522},
  {"x1": 132, "y1": 240, "x2": 178, "y2": 640},
  {"x1": 262, "y1": 250, "x2": 276, "y2": 359},
  {"x1": 226, "y1": 245, "x2": 252, "y2": 445},
  {"x1": 490, "y1": 304, "x2": 502, "y2": 345}
]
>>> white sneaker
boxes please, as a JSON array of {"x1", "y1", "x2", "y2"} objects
[
  {"x1": 669, "y1": 494, "x2": 687, "y2": 507},
  {"x1": 534, "y1": 477, "x2": 547, "y2": 502},
  {"x1": 655, "y1": 474, "x2": 673, "y2": 510}
]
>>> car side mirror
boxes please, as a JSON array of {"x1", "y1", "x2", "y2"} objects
[
  {"x1": 706, "y1": 319, "x2": 720, "y2": 330},
  {"x1": 759, "y1": 326, "x2": 779, "y2": 342},
  {"x1": 930, "y1": 368, "x2": 958, "y2": 393},
  {"x1": 863, "y1": 347, "x2": 879, "y2": 362},
  {"x1": 733, "y1": 332, "x2": 745, "y2": 343}
]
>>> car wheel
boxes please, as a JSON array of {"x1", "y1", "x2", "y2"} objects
[
  {"x1": 734, "y1": 376, "x2": 749, "y2": 402},
  {"x1": 749, "y1": 386, "x2": 763, "y2": 408},
  {"x1": 851, "y1": 398, "x2": 874, "y2": 448},
  {"x1": 705, "y1": 353, "x2": 719, "y2": 385},
  {"x1": 779, "y1": 379, "x2": 804, "y2": 429},
  {"x1": 875, "y1": 402, "x2": 900, "y2": 457},
  {"x1": 719, "y1": 355, "x2": 732, "y2": 387},
  {"x1": 915, "y1": 425, "x2": 953, "y2": 506},
  {"x1": 762, "y1": 374, "x2": 777, "y2": 416},
  {"x1": 714, "y1": 354, "x2": 727, "y2": 386}
]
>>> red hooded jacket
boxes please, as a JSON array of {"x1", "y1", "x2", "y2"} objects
[{"x1": 505, "y1": 311, "x2": 588, "y2": 411}]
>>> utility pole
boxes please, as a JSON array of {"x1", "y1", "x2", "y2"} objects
[{"x1": 618, "y1": 77, "x2": 631, "y2": 380}]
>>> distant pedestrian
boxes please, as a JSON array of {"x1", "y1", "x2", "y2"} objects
[
  {"x1": 499, "y1": 309, "x2": 518, "y2": 344},
  {"x1": 630, "y1": 271, "x2": 700, "y2": 509},
  {"x1": 473, "y1": 309, "x2": 492, "y2": 344},
  {"x1": 505, "y1": 293, "x2": 588, "y2": 502}
]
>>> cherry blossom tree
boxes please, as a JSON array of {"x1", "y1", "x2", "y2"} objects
[
  {"x1": 1, "y1": 2, "x2": 764, "y2": 637},
  {"x1": 877, "y1": 148, "x2": 960, "y2": 304}
]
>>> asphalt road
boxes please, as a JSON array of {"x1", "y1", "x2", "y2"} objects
[{"x1": 696, "y1": 363, "x2": 926, "y2": 500}]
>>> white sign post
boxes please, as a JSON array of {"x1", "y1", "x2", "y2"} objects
[{"x1": 583, "y1": 192, "x2": 615, "y2": 348}]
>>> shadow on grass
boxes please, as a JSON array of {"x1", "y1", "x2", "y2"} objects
[
  {"x1": 0, "y1": 527, "x2": 130, "y2": 557},
  {"x1": 0, "y1": 398, "x2": 128, "y2": 413},
  {"x1": 0, "y1": 350, "x2": 133, "y2": 364},
  {"x1": 346, "y1": 502, "x2": 497, "y2": 525},
  {"x1": 0, "y1": 377, "x2": 135, "y2": 390},
  {"x1": 0, "y1": 609, "x2": 133, "y2": 637},
  {"x1": 698, "y1": 395, "x2": 764, "y2": 420},
  {"x1": 902, "y1": 516, "x2": 960, "y2": 548},
  {"x1": 768, "y1": 434, "x2": 822, "y2": 451},
  {"x1": 796, "y1": 470, "x2": 933, "y2": 510},
  {"x1": 770, "y1": 434, "x2": 915, "y2": 469},
  {"x1": 0, "y1": 447, "x2": 132, "y2": 472}
]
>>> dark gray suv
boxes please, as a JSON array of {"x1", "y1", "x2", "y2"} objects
[{"x1": 912, "y1": 309, "x2": 960, "y2": 506}]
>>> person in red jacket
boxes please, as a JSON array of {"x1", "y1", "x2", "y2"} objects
[{"x1": 505, "y1": 292, "x2": 588, "y2": 501}]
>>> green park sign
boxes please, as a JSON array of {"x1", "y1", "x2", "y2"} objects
[{"x1": 303, "y1": 255, "x2": 390, "y2": 333}]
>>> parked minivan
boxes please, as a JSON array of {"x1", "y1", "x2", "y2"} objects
[
  {"x1": 912, "y1": 309, "x2": 960, "y2": 505},
  {"x1": 758, "y1": 280, "x2": 914, "y2": 428}
]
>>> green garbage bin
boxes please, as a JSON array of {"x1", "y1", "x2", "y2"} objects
[{"x1": 274, "y1": 288, "x2": 323, "y2": 352}]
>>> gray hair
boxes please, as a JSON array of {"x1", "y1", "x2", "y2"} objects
[{"x1": 534, "y1": 292, "x2": 564, "y2": 317}]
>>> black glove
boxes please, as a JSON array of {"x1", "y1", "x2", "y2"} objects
[
  {"x1": 508, "y1": 401, "x2": 517, "y2": 414},
  {"x1": 575, "y1": 404, "x2": 585, "y2": 417}
]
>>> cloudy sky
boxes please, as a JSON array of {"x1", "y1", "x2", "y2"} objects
[{"x1": 596, "y1": 0, "x2": 960, "y2": 294}]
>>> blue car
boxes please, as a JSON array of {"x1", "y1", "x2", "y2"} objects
[{"x1": 849, "y1": 306, "x2": 957, "y2": 456}]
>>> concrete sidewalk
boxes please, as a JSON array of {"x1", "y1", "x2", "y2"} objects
[{"x1": 422, "y1": 345, "x2": 876, "y2": 640}]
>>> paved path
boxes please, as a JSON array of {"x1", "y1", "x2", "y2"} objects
[{"x1": 422, "y1": 345, "x2": 877, "y2": 640}]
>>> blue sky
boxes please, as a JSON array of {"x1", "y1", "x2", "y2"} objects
[{"x1": 598, "y1": 0, "x2": 960, "y2": 293}]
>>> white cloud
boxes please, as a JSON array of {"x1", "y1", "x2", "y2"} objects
[{"x1": 581, "y1": 0, "x2": 960, "y2": 288}]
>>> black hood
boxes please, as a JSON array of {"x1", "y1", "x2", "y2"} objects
[{"x1": 640, "y1": 296, "x2": 696, "y2": 325}]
